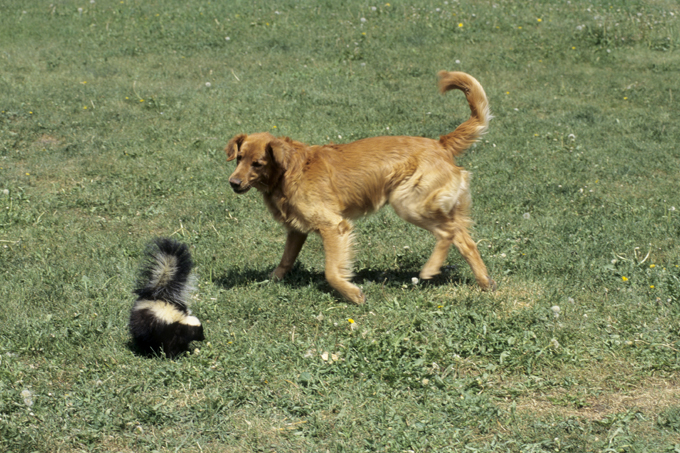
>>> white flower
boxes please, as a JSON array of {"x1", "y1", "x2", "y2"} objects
[
  {"x1": 225, "y1": 36, "x2": 230, "y2": 41},
  {"x1": 360, "y1": 17, "x2": 367, "y2": 23},
  {"x1": 551, "y1": 305, "x2": 561, "y2": 317},
  {"x1": 21, "y1": 389, "x2": 33, "y2": 407},
  {"x1": 412, "y1": 277, "x2": 419, "y2": 285},
  {"x1": 523, "y1": 212, "x2": 531, "y2": 220},
  {"x1": 549, "y1": 338, "x2": 560, "y2": 349},
  {"x1": 205, "y1": 82, "x2": 211, "y2": 88}
]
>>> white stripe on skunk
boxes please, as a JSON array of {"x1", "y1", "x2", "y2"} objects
[{"x1": 129, "y1": 238, "x2": 204, "y2": 358}]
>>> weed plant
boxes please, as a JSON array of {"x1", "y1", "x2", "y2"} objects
[{"x1": 1, "y1": 0, "x2": 679, "y2": 451}]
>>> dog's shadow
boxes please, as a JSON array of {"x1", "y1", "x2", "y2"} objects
[{"x1": 213, "y1": 264, "x2": 470, "y2": 293}]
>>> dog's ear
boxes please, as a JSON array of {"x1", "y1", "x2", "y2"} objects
[
  {"x1": 225, "y1": 134, "x2": 247, "y2": 162},
  {"x1": 266, "y1": 139, "x2": 291, "y2": 170}
]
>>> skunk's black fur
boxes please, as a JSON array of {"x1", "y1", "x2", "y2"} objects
[{"x1": 129, "y1": 238, "x2": 204, "y2": 358}]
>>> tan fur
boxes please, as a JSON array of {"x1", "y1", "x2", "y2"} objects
[{"x1": 226, "y1": 71, "x2": 496, "y2": 304}]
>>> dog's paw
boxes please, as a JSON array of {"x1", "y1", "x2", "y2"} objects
[
  {"x1": 348, "y1": 288, "x2": 366, "y2": 305},
  {"x1": 419, "y1": 269, "x2": 441, "y2": 280},
  {"x1": 271, "y1": 267, "x2": 287, "y2": 281},
  {"x1": 483, "y1": 277, "x2": 497, "y2": 292}
]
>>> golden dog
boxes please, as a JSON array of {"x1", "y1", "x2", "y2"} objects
[{"x1": 226, "y1": 71, "x2": 495, "y2": 304}]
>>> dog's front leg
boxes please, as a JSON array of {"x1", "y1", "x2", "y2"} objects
[
  {"x1": 271, "y1": 229, "x2": 308, "y2": 280},
  {"x1": 319, "y1": 222, "x2": 366, "y2": 305}
]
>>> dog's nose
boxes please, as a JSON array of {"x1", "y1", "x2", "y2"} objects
[{"x1": 229, "y1": 178, "x2": 242, "y2": 190}]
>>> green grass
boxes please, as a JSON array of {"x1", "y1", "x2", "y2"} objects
[{"x1": 1, "y1": 0, "x2": 680, "y2": 451}]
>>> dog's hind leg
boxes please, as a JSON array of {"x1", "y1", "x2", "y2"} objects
[
  {"x1": 272, "y1": 229, "x2": 308, "y2": 280},
  {"x1": 318, "y1": 220, "x2": 365, "y2": 304},
  {"x1": 450, "y1": 225, "x2": 496, "y2": 291},
  {"x1": 419, "y1": 226, "x2": 454, "y2": 280},
  {"x1": 419, "y1": 222, "x2": 495, "y2": 291}
]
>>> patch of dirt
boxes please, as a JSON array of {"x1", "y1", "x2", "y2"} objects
[
  {"x1": 515, "y1": 380, "x2": 680, "y2": 420},
  {"x1": 500, "y1": 364, "x2": 680, "y2": 421},
  {"x1": 32, "y1": 134, "x2": 61, "y2": 149}
]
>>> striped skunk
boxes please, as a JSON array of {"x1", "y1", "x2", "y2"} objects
[{"x1": 129, "y1": 238, "x2": 205, "y2": 358}]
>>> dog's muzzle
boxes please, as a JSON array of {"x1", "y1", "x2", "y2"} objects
[{"x1": 229, "y1": 178, "x2": 250, "y2": 194}]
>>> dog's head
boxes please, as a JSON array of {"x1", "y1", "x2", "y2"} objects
[{"x1": 225, "y1": 132, "x2": 291, "y2": 194}]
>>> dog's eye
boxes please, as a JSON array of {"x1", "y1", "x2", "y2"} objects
[{"x1": 251, "y1": 161, "x2": 263, "y2": 168}]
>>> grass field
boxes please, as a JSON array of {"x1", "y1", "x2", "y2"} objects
[{"x1": 1, "y1": 0, "x2": 680, "y2": 451}]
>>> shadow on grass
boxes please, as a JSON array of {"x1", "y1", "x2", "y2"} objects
[
  {"x1": 213, "y1": 264, "x2": 471, "y2": 291},
  {"x1": 126, "y1": 339, "x2": 201, "y2": 360}
]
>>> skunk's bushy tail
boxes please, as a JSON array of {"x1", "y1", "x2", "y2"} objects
[
  {"x1": 134, "y1": 238, "x2": 194, "y2": 307},
  {"x1": 437, "y1": 71, "x2": 491, "y2": 157}
]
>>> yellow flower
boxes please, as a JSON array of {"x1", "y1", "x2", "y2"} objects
[
  {"x1": 622, "y1": 276, "x2": 628, "y2": 282},
  {"x1": 572, "y1": 46, "x2": 576, "y2": 50},
  {"x1": 348, "y1": 318, "x2": 355, "y2": 324},
  {"x1": 139, "y1": 99, "x2": 144, "y2": 102},
  {"x1": 83, "y1": 106, "x2": 88, "y2": 109},
  {"x1": 458, "y1": 23, "x2": 463, "y2": 27},
  {"x1": 650, "y1": 264, "x2": 656, "y2": 268},
  {"x1": 650, "y1": 285, "x2": 655, "y2": 289},
  {"x1": 537, "y1": 18, "x2": 542, "y2": 22}
]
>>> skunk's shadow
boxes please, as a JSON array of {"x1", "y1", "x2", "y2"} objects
[
  {"x1": 127, "y1": 340, "x2": 198, "y2": 360},
  {"x1": 213, "y1": 264, "x2": 470, "y2": 293}
]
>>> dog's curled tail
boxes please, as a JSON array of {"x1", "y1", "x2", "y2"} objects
[
  {"x1": 437, "y1": 71, "x2": 491, "y2": 157},
  {"x1": 134, "y1": 238, "x2": 194, "y2": 308}
]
